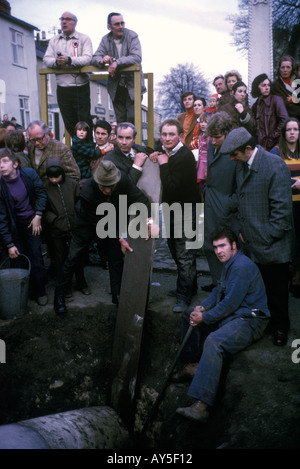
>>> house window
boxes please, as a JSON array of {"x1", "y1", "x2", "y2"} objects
[
  {"x1": 48, "y1": 112, "x2": 54, "y2": 135},
  {"x1": 11, "y1": 29, "x2": 25, "y2": 67},
  {"x1": 108, "y1": 97, "x2": 113, "y2": 111},
  {"x1": 97, "y1": 84, "x2": 102, "y2": 104},
  {"x1": 19, "y1": 96, "x2": 30, "y2": 128}
]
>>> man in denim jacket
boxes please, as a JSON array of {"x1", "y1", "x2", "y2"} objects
[{"x1": 176, "y1": 227, "x2": 270, "y2": 423}]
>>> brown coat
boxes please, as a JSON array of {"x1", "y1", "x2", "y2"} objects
[
  {"x1": 28, "y1": 138, "x2": 80, "y2": 183},
  {"x1": 221, "y1": 100, "x2": 256, "y2": 136},
  {"x1": 251, "y1": 94, "x2": 289, "y2": 152}
]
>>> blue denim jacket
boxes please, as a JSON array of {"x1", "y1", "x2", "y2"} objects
[{"x1": 201, "y1": 250, "x2": 270, "y2": 326}]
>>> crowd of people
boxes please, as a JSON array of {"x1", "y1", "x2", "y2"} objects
[{"x1": 0, "y1": 9, "x2": 300, "y2": 426}]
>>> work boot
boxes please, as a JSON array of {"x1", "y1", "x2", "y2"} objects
[
  {"x1": 176, "y1": 401, "x2": 209, "y2": 422},
  {"x1": 54, "y1": 288, "x2": 67, "y2": 315},
  {"x1": 173, "y1": 300, "x2": 189, "y2": 313},
  {"x1": 112, "y1": 294, "x2": 120, "y2": 305}
]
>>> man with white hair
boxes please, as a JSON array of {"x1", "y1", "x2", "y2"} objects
[{"x1": 43, "y1": 11, "x2": 93, "y2": 138}]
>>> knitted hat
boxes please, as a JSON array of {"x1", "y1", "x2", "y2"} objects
[
  {"x1": 220, "y1": 127, "x2": 252, "y2": 154},
  {"x1": 93, "y1": 160, "x2": 121, "y2": 186}
]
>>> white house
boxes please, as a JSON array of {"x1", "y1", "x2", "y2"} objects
[{"x1": 0, "y1": 0, "x2": 40, "y2": 127}]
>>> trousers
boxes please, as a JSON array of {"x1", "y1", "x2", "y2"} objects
[
  {"x1": 57, "y1": 83, "x2": 93, "y2": 138},
  {"x1": 13, "y1": 218, "x2": 47, "y2": 298},
  {"x1": 181, "y1": 308, "x2": 268, "y2": 406}
]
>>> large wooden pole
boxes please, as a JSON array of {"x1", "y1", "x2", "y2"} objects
[{"x1": 248, "y1": 0, "x2": 273, "y2": 103}]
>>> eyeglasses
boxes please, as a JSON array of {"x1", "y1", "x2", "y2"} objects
[
  {"x1": 59, "y1": 17, "x2": 76, "y2": 22},
  {"x1": 111, "y1": 21, "x2": 125, "y2": 27},
  {"x1": 29, "y1": 134, "x2": 46, "y2": 143}
]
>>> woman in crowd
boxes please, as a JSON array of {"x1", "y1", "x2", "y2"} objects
[
  {"x1": 271, "y1": 55, "x2": 300, "y2": 119},
  {"x1": 270, "y1": 117, "x2": 300, "y2": 298},
  {"x1": 224, "y1": 69, "x2": 243, "y2": 95},
  {"x1": 221, "y1": 81, "x2": 256, "y2": 135},
  {"x1": 251, "y1": 73, "x2": 288, "y2": 151},
  {"x1": 190, "y1": 97, "x2": 206, "y2": 155},
  {"x1": 196, "y1": 112, "x2": 210, "y2": 201}
]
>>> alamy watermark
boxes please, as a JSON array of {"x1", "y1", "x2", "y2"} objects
[
  {"x1": 0, "y1": 339, "x2": 6, "y2": 364},
  {"x1": 292, "y1": 79, "x2": 300, "y2": 104},
  {"x1": 291, "y1": 339, "x2": 300, "y2": 364},
  {"x1": 95, "y1": 197, "x2": 204, "y2": 249}
]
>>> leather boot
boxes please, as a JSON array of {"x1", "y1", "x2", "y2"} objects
[{"x1": 54, "y1": 288, "x2": 67, "y2": 315}]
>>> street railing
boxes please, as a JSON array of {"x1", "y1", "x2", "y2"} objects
[{"x1": 39, "y1": 64, "x2": 154, "y2": 147}]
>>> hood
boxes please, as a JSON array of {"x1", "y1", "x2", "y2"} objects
[{"x1": 46, "y1": 157, "x2": 66, "y2": 181}]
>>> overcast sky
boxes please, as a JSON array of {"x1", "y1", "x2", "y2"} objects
[{"x1": 9, "y1": 0, "x2": 248, "y2": 97}]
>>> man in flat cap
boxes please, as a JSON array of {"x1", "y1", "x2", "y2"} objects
[
  {"x1": 54, "y1": 160, "x2": 153, "y2": 314},
  {"x1": 220, "y1": 127, "x2": 294, "y2": 346}
]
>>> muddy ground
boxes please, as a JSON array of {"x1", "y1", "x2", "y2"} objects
[{"x1": 0, "y1": 241, "x2": 300, "y2": 449}]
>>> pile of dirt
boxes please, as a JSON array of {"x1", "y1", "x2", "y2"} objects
[{"x1": 0, "y1": 263, "x2": 299, "y2": 449}]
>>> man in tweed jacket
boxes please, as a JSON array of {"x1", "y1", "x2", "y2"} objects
[
  {"x1": 27, "y1": 120, "x2": 80, "y2": 184},
  {"x1": 220, "y1": 127, "x2": 294, "y2": 346}
]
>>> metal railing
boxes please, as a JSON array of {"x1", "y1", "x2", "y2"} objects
[{"x1": 39, "y1": 64, "x2": 154, "y2": 148}]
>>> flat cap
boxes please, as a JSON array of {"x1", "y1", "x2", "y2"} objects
[{"x1": 220, "y1": 127, "x2": 252, "y2": 154}]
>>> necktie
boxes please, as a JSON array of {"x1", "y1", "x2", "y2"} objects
[{"x1": 243, "y1": 163, "x2": 249, "y2": 177}]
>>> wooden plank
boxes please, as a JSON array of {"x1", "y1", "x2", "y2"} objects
[{"x1": 109, "y1": 159, "x2": 161, "y2": 428}]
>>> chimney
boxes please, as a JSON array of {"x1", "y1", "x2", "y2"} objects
[
  {"x1": 0, "y1": 0, "x2": 11, "y2": 15},
  {"x1": 42, "y1": 31, "x2": 46, "y2": 40}
]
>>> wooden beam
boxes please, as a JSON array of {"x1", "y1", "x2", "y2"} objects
[{"x1": 109, "y1": 158, "x2": 161, "y2": 429}]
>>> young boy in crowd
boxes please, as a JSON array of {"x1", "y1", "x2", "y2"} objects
[
  {"x1": 0, "y1": 148, "x2": 48, "y2": 305},
  {"x1": 44, "y1": 158, "x2": 90, "y2": 314},
  {"x1": 71, "y1": 121, "x2": 113, "y2": 182},
  {"x1": 205, "y1": 94, "x2": 219, "y2": 114}
]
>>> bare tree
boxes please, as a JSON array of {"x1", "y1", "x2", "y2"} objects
[{"x1": 155, "y1": 63, "x2": 210, "y2": 120}]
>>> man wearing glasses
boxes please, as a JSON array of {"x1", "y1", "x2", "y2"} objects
[
  {"x1": 43, "y1": 12, "x2": 93, "y2": 139},
  {"x1": 27, "y1": 120, "x2": 80, "y2": 184},
  {"x1": 92, "y1": 12, "x2": 146, "y2": 124}
]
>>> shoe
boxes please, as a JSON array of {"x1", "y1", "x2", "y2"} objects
[
  {"x1": 54, "y1": 291, "x2": 67, "y2": 315},
  {"x1": 79, "y1": 287, "x2": 91, "y2": 296},
  {"x1": 273, "y1": 330, "x2": 288, "y2": 346},
  {"x1": 112, "y1": 294, "x2": 120, "y2": 305},
  {"x1": 176, "y1": 401, "x2": 209, "y2": 423},
  {"x1": 173, "y1": 300, "x2": 189, "y2": 313},
  {"x1": 37, "y1": 295, "x2": 48, "y2": 306},
  {"x1": 201, "y1": 283, "x2": 215, "y2": 292},
  {"x1": 172, "y1": 363, "x2": 198, "y2": 382}
]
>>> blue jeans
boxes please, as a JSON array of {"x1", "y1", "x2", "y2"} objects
[{"x1": 181, "y1": 308, "x2": 269, "y2": 406}]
